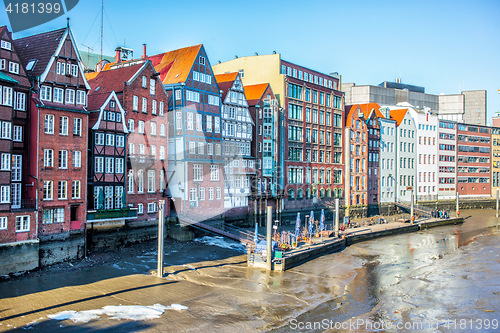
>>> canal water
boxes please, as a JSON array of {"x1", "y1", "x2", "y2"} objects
[{"x1": 3, "y1": 209, "x2": 500, "y2": 332}]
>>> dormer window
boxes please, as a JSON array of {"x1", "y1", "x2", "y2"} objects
[
  {"x1": 40, "y1": 86, "x2": 52, "y2": 101},
  {"x1": 199, "y1": 56, "x2": 205, "y2": 65},
  {"x1": 65, "y1": 89, "x2": 75, "y2": 104},
  {"x1": 110, "y1": 101, "x2": 116, "y2": 108}
]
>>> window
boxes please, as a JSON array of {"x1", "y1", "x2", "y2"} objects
[
  {"x1": 139, "y1": 144, "x2": 145, "y2": 155},
  {"x1": 198, "y1": 142, "x2": 204, "y2": 154},
  {"x1": 160, "y1": 124, "x2": 166, "y2": 136},
  {"x1": 105, "y1": 133, "x2": 115, "y2": 146},
  {"x1": 160, "y1": 146, "x2": 165, "y2": 160},
  {"x1": 216, "y1": 187, "x2": 221, "y2": 200},
  {"x1": 115, "y1": 158, "x2": 124, "y2": 173},
  {"x1": 1, "y1": 40, "x2": 11, "y2": 50},
  {"x1": 105, "y1": 157, "x2": 114, "y2": 174},
  {"x1": 15, "y1": 92, "x2": 26, "y2": 110},
  {"x1": 73, "y1": 118, "x2": 82, "y2": 136},
  {"x1": 0, "y1": 153, "x2": 10, "y2": 170},
  {"x1": 187, "y1": 112, "x2": 194, "y2": 130},
  {"x1": 0, "y1": 216, "x2": 6, "y2": 229},
  {"x1": 104, "y1": 186, "x2": 113, "y2": 209},
  {"x1": 159, "y1": 101, "x2": 164, "y2": 116},
  {"x1": 142, "y1": 76, "x2": 147, "y2": 88},
  {"x1": 128, "y1": 119, "x2": 135, "y2": 132},
  {"x1": 142, "y1": 97, "x2": 148, "y2": 113},
  {"x1": 43, "y1": 181, "x2": 53, "y2": 200},
  {"x1": 138, "y1": 203, "x2": 144, "y2": 214},
  {"x1": 133, "y1": 95, "x2": 139, "y2": 111},
  {"x1": 210, "y1": 165, "x2": 219, "y2": 181},
  {"x1": 72, "y1": 181, "x2": 81, "y2": 199},
  {"x1": 199, "y1": 56, "x2": 206, "y2": 65},
  {"x1": 138, "y1": 121, "x2": 145, "y2": 134},
  {"x1": 58, "y1": 181, "x2": 67, "y2": 199},
  {"x1": 9, "y1": 62, "x2": 19, "y2": 74},
  {"x1": 176, "y1": 112, "x2": 182, "y2": 130},
  {"x1": 77, "y1": 90, "x2": 86, "y2": 105},
  {"x1": 65, "y1": 89, "x2": 75, "y2": 104},
  {"x1": 206, "y1": 115, "x2": 212, "y2": 132},
  {"x1": 45, "y1": 114, "x2": 54, "y2": 134},
  {"x1": 151, "y1": 122, "x2": 157, "y2": 135},
  {"x1": 58, "y1": 150, "x2": 68, "y2": 169},
  {"x1": 147, "y1": 202, "x2": 157, "y2": 213},
  {"x1": 193, "y1": 164, "x2": 203, "y2": 181},
  {"x1": 150, "y1": 79, "x2": 156, "y2": 95},
  {"x1": 15, "y1": 216, "x2": 29, "y2": 232},
  {"x1": 44, "y1": 149, "x2": 53, "y2": 168},
  {"x1": 95, "y1": 156, "x2": 104, "y2": 173},
  {"x1": 116, "y1": 135, "x2": 125, "y2": 147},
  {"x1": 127, "y1": 170, "x2": 134, "y2": 193},
  {"x1": 147, "y1": 170, "x2": 156, "y2": 192},
  {"x1": 73, "y1": 151, "x2": 81, "y2": 168},
  {"x1": 71, "y1": 64, "x2": 78, "y2": 77},
  {"x1": 208, "y1": 187, "x2": 214, "y2": 200}
]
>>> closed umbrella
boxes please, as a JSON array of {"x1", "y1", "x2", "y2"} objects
[
  {"x1": 295, "y1": 213, "x2": 301, "y2": 244},
  {"x1": 309, "y1": 211, "x2": 314, "y2": 239}
]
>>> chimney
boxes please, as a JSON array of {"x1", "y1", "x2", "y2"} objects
[
  {"x1": 142, "y1": 44, "x2": 147, "y2": 58},
  {"x1": 115, "y1": 48, "x2": 121, "y2": 63}
]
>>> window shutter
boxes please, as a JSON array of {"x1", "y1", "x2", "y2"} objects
[{"x1": 98, "y1": 187, "x2": 104, "y2": 210}]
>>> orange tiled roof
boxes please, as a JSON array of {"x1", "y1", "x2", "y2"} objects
[
  {"x1": 85, "y1": 72, "x2": 99, "y2": 81},
  {"x1": 146, "y1": 44, "x2": 202, "y2": 85},
  {"x1": 244, "y1": 83, "x2": 269, "y2": 103},
  {"x1": 389, "y1": 109, "x2": 408, "y2": 126},
  {"x1": 345, "y1": 103, "x2": 383, "y2": 127},
  {"x1": 215, "y1": 72, "x2": 238, "y2": 84}
]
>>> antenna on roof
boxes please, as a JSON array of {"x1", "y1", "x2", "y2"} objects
[
  {"x1": 100, "y1": 0, "x2": 103, "y2": 64},
  {"x1": 67, "y1": 17, "x2": 70, "y2": 28},
  {"x1": 81, "y1": 44, "x2": 94, "y2": 71}
]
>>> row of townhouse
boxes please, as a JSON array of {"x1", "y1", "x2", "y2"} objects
[
  {"x1": 0, "y1": 24, "x2": 170, "y2": 272},
  {"x1": 344, "y1": 101, "x2": 494, "y2": 208}
]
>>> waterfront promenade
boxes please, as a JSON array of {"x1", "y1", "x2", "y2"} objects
[{"x1": 249, "y1": 217, "x2": 464, "y2": 271}]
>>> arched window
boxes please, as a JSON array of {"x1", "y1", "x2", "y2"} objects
[
  {"x1": 320, "y1": 188, "x2": 325, "y2": 198},
  {"x1": 288, "y1": 188, "x2": 295, "y2": 200},
  {"x1": 297, "y1": 188, "x2": 303, "y2": 199},
  {"x1": 338, "y1": 188, "x2": 343, "y2": 198},
  {"x1": 306, "y1": 188, "x2": 311, "y2": 199},
  {"x1": 327, "y1": 188, "x2": 332, "y2": 198},
  {"x1": 356, "y1": 195, "x2": 360, "y2": 204},
  {"x1": 333, "y1": 188, "x2": 338, "y2": 198}
]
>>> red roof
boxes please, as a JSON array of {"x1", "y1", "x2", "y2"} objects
[
  {"x1": 87, "y1": 92, "x2": 111, "y2": 111},
  {"x1": 87, "y1": 63, "x2": 144, "y2": 95},
  {"x1": 146, "y1": 44, "x2": 202, "y2": 85},
  {"x1": 14, "y1": 27, "x2": 66, "y2": 77}
]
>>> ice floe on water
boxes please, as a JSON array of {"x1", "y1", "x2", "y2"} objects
[
  {"x1": 194, "y1": 236, "x2": 246, "y2": 252},
  {"x1": 47, "y1": 304, "x2": 188, "y2": 323}
]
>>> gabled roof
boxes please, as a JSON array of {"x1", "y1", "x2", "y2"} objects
[
  {"x1": 215, "y1": 72, "x2": 239, "y2": 102},
  {"x1": 87, "y1": 63, "x2": 145, "y2": 94},
  {"x1": 87, "y1": 92, "x2": 111, "y2": 111},
  {"x1": 345, "y1": 103, "x2": 383, "y2": 127},
  {"x1": 14, "y1": 27, "x2": 66, "y2": 77},
  {"x1": 90, "y1": 91, "x2": 128, "y2": 133},
  {"x1": 389, "y1": 109, "x2": 409, "y2": 126},
  {"x1": 244, "y1": 83, "x2": 270, "y2": 106},
  {"x1": 146, "y1": 44, "x2": 202, "y2": 85}
]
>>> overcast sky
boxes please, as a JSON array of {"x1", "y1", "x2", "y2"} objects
[{"x1": 2, "y1": 0, "x2": 499, "y2": 121}]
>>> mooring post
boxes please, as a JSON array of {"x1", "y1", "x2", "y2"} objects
[
  {"x1": 335, "y1": 198, "x2": 339, "y2": 238},
  {"x1": 266, "y1": 206, "x2": 272, "y2": 271},
  {"x1": 410, "y1": 190, "x2": 414, "y2": 224},
  {"x1": 157, "y1": 200, "x2": 165, "y2": 278},
  {"x1": 456, "y1": 192, "x2": 460, "y2": 217},
  {"x1": 496, "y1": 189, "x2": 499, "y2": 218}
]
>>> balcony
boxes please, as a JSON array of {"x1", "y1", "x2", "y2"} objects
[
  {"x1": 11, "y1": 199, "x2": 37, "y2": 211},
  {"x1": 87, "y1": 207, "x2": 138, "y2": 222}
]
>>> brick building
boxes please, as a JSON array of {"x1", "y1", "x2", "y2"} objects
[
  {"x1": 244, "y1": 83, "x2": 281, "y2": 215},
  {"x1": 146, "y1": 45, "x2": 224, "y2": 220},
  {"x1": 492, "y1": 127, "x2": 500, "y2": 196},
  {"x1": 15, "y1": 25, "x2": 90, "y2": 238},
  {"x1": 213, "y1": 53, "x2": 345, "y2": 210},
  {"x1": 87, "y1": 58, "x2": 169, "y2": 224},
  {"x1": 0, "y1": 26, "x2": 36, "y2": 244},
  {"x1": 86, "y1": 90, "x2": 137, "y2": 226},
  {"x1": 214, "y1": 72, "x2": 255, "y2": 213},
  {"x1": 437, "y1": 120, "x2": 457, "y2": 200},
  {"x1": 345, "y1": 103, "x2": 383, "y2": 206},
  {"x1": 456, "y1": 123, "x2": 491, "y2": 198}
]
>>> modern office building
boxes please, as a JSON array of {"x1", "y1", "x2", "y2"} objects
[{"x1": 437, "y1": 120, "x2": 458, "y2": 200}]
